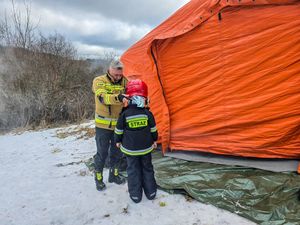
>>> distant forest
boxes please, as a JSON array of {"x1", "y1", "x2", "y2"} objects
[{"x1": 0, "y1": 1, "x2": 117, "y2": 131}]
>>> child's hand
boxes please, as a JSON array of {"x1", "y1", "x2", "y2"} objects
[
  {"x1": 153, "y1": 142, "x2": 157, "y2": 149},
  {"x1": 116, "y1": 142, "x2": 121, "y2": 148},
  {"x1": 122, "y1": 94, "x2": 129, "y2": 107}
]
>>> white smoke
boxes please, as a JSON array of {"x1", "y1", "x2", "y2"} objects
[{"x1": 0, "y1": 49, "x2": 22, "y2": 131}]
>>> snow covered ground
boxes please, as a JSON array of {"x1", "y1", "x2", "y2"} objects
[{"x1": 0, "y1": 122, "x2": 256, "y2": 225}]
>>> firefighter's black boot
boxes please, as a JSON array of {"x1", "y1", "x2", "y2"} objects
[
  {"x1": 94, "y1": 171, "x2": 106, "y2": 191},
  {"x1": 108, "y1": 168, "x2": 125, "y2": 185}
]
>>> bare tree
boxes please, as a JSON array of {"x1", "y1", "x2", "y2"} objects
[
  {"x1": 0, "y1": 23, "x2": 4, "y2": 42},
  {"x1": 0, "y1": 0, "x2": 38, "y2": 48}
]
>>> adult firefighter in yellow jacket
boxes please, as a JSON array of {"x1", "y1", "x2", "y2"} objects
[{"x1": 92, "y1": 59, "x2": 128, "y2": 191}]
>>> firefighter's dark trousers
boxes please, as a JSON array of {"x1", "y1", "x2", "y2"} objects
[
  {"x1": 126, "y1": 153, "x2": 157, "y2": 203},
  {"x1": 94, "y1": 127, "x2": 123, "y2": 172}
]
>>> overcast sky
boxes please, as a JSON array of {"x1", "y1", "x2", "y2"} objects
[{"x1": 0, "y1": 0, "x2": 189, "y2": 58}]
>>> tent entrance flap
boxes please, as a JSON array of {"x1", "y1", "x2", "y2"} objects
[{"x1": 150, "y1": 41, "x2": 171, "y2": 151}]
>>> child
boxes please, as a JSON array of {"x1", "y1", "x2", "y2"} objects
[{"x1": 114, "y1": 79, "x2": 158, "y2": 203}]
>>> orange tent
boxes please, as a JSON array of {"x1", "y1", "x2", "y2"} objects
[{"x1": 121, "y1": 0, "x2": 300, "y2": 159}]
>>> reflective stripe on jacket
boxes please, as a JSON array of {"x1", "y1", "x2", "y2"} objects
[{"x1": 95, "y1": 114, "x2": 117, "y2": 126}]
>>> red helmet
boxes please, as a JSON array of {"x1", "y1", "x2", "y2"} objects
[{"x1": 126, "y1": 79, "x2": 148, "y2": 98}]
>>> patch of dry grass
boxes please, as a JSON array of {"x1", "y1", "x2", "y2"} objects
[{"x1": 56, "y1": 126, "x2": 95, "y2": 140}]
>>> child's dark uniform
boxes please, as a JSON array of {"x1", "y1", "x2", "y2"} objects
[{"x1": 114, "y1": 104, "x2": 158, "y2": 203}]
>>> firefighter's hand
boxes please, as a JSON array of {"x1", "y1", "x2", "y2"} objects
[
  {"x1": 118, "y1": 94, "x2": 129, "y2": 107},
  {"x1": 116, "y1": 142, "x2": 121, "y2": 148},
  {"x1": 118, "y1": 94, "x2": 129, "y2": 102},
  {"x1": 153, "y1": 141, "x2": 157, "y2": 149}
]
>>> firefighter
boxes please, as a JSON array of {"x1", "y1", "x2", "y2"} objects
[
  {"x1": 114, "y1": 79, "x2": 158, "y2": 203},
  {"x1": 92, "y1": 59, "x2": 128, "y2": 191}
]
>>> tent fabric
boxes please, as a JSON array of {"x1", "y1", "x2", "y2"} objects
[
  {"x1": 121, "y1": 0, "x2": 300, "y2": 159},
  {"x1": 165, "y1": 151, "x2": 300, "y2": 172}
]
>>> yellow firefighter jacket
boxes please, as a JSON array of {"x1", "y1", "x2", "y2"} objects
[{"x1": 92, "y1": 73, "x2": 127, "y2": 130}]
